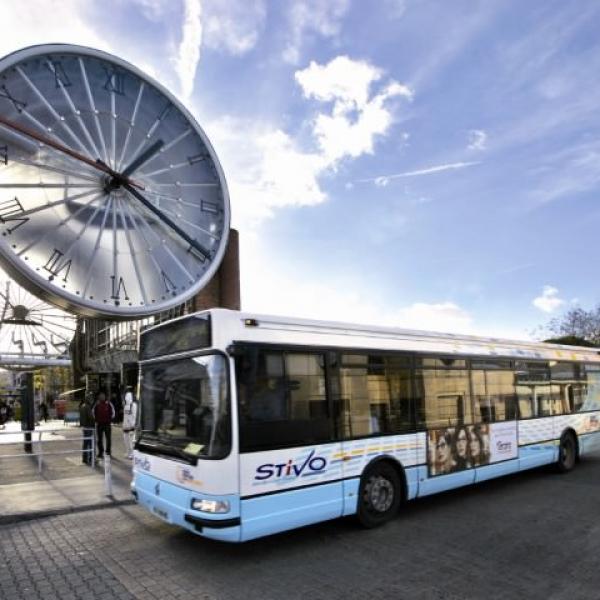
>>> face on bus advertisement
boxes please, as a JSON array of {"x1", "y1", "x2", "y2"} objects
[{"x1": 427, "y1": 425, "x2": 492, "y2": 476}]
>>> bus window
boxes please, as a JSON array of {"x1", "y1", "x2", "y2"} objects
[
  {"x1": 414, "y1": 366, "x2": 472, "y2": 429},
  {"x1": 471, "y1": 369, "x2": 517, "y2": 423},
  {"x1": 579, "y1": 368, "x2": 600, "y2": 411},
  {"x1": 339, "y1": 353, "x2": 413, "y2": 438},
  {"x1": 236, "y1": 348, "x2": 332, "y2": 451},
  {"x1": 515, "y1": 361, "x2": 552, "y2": 418}
]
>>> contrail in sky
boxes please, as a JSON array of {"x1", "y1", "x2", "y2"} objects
[{"x1": 357, "y1": 161, "x2": 480, "y2": 185}]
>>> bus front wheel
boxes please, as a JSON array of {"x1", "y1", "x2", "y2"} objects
[
  {"x1": 557, "y1": 432, "x2": 577, "y2": 473},
  {"x1": 357, "y1": 462, "x2": 402, "y2": 528}
]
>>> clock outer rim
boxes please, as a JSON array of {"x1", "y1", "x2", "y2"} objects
[{"x1": 0, "y1": 43, "x2": 231, "y2": 319}]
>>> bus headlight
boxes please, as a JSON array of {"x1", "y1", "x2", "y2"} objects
[{"x1": 191, "y1": 498, "x2": 230, "y2": 513}]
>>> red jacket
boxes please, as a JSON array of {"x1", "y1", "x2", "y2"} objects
[{"x1": 93, "y1": 400, "x2": 115, "y2": 425}]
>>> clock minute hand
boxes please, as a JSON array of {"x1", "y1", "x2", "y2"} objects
[
  {"x1": 122, "y1": 182, "x2": 210, "y2": 260},
  {"x1": 0, "y1": 114, "x2": 144, "y2": 190}
]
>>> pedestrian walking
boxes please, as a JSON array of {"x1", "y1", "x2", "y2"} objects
[
  {"x1": 39, "y1": 399, "x2": 49, "y2": 422},
  {"x1": 122, "y1": 386, "x2": 138, "y2": 459},
  {"x1": 79, "y1": 397, "x2": 95, "y2": 465},
  {"x1": 92, "y1": 391, "x2": 115, "y2": 459}
]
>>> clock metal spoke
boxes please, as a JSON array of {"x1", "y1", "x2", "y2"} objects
[
  {"x1": 17, "y1": 66, "x2": 96, "y2": 159},
  {"x1": 158, "y1": 205, "x2": 221, "y2": 241},
  {"x1": 12, "y1": 189, "x2": 100, "y2": 221},
  {"x1": 122, "y1": 183, "x2": 210, "y2": 260},
  {"x1": 116, "y1": 196, "x2": 148, "y2": 305},
  {"x1": 82, "y1": 195, "x2": 113, "y2": 297},
  {"x1": 111, "y1": 189, "x2": 118, "y2": 298},
  {"x1": 0, "y1": 183, "x2": 98, "y2": 189},
  {"x1": 143, "y1": 188, "x2": 182, "y2": 202},
  {"x1": 120, "y1": 198, "x2": 195, "y2": 282},
  {"x1": 46, "y1": 59, "x2": 102, "y2": 160},
  {"x1": 17, "y1": 191, "x2": 105, "y2": 256},
  {"x1": 117, "y1": 81, "x2": 145, "y2": 171},
  {"x1": 161, "y1": 128, "x2": 193, "y2": 153},
  {"x1": 110, "y1": 87, "x2": 117, "y2": 169},
  {"x1": 141, "y1": 158, "x2": 204, "y2": 178},
  {"x1": 152, "y1": 182, "x2": 218, "y2": 188},
  {"x1": 78, "y1": 58, "x2": 110, "y2": 166},
  {"x1": 128, "y1": 102, "x2": 172, "y2": 162},
  {"x1": 60, "y1": 192, "x2": 108, "y2": 260},
  {"x1": 8, "y1": 152, "x2": 101, "y2": 183}
]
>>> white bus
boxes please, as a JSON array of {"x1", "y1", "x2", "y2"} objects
[{"x1": 132, "y1": 309, "x2": 600, "y2": 542}]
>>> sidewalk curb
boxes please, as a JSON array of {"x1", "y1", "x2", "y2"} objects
[{"x1": 0, "y1": 498, "x2": 137, "y2": 526}]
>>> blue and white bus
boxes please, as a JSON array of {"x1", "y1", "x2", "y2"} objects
[{"x1": 132, "y1": 309, "x2": 600, "y2": 542}]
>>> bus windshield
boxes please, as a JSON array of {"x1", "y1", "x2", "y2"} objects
[{"x1": 138, "y1": 354, "x2": 230, "y2": 460}]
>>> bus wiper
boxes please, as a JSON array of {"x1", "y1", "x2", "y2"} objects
[{"x1": 136, "y1": 437, "x2": 198, "y2": 465}]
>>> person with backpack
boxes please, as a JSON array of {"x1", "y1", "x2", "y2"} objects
[{"x1": 92, "y1": 391, "x2": 115, "y2": 459}]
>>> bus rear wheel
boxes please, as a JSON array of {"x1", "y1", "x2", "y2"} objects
[
  {"x1": 357, "y1": 462, "x2": 401, "y2": 528},
  {"x1": 557, "y1": 432, "x2": 577, "y2": 473}
]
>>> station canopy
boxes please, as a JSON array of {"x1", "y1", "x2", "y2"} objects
[{"x1": 0, "y1": 279, "x2": 74, "y2": 369}]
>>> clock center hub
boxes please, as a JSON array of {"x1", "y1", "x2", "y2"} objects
[{"x1": 104, "y1": 175, "x2": 124, "y2": 193}]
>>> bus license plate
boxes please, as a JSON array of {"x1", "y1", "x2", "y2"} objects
[{"x1": 153, "y1": 506, "x2": 169, "y2": 522}]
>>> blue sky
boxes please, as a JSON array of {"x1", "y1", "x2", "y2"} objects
[{"x1": 1, "y1": 0, "x2": 598, "y2": 340}]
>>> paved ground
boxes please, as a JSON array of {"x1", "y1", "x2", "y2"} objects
[
  {"x1": 1, "y1": 451, "x2": 600, "y2": 600},
  {"x1": 0, "y1": 421, "x2": 133, "y2": 518}
]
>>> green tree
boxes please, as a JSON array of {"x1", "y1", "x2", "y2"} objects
[{"x1": 542, "y1": 306, "x2": 600, "y2": 346}]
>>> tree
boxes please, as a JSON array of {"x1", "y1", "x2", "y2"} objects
[{"x1": 542, "y1": 306, "x2": 600, "y2": 347}]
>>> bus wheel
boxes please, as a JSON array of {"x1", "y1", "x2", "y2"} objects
[
  {"x1": 357, "y1": 462, "x2": 401, "y2": 528},
  {"x1": 557, "y1": 432, "x2": 577, "y2": 473}
]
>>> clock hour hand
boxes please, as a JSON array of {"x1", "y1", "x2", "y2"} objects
[
  {"x1": 0, "y1": 114, "x2": 145, "y2": 190},
  {"x1": 121, "y1": 139, "x2": 164, "y2": 178},
  {"x1": 122, "y1": 182, "x2": 210, "y2": 260}
]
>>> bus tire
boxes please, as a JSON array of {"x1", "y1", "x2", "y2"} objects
[
  {"x1": 557, "y1": 431, "x2": 577, "y2": 473},
  {"x1": 357, "y1": 462, "x2": 402, "y2": 528}
]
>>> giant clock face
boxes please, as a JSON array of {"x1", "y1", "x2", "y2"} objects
[{"x1": 0, "y1": 44, "x2": 230, "y2": 319}]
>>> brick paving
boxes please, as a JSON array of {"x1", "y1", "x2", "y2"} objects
[{"x1": 1, "y1": 452, "x2": 600, "y2": 599}]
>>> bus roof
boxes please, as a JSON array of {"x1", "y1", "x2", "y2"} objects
[{"x1": 196, "y1": 309, "x2": 600, "y2": 364}]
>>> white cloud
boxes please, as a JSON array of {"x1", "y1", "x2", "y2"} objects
[
  {"x1": 203, "y1": 0, "x2": 266, "y2": 55},
  {"x1": 207, "y1": 55, "x2": 410, "y2": 231},
  {"x1": 206, "y1": 117, "x2": 326, "y2": 227},
  {"x1": 240, "y1": 238, "x2": 474, "y2": 333},
  {"x1": 467, "y1": 129, "x2": 487, "y2": 150},
  {"x1": 0, "y1": 2, "x2": 108, "y2": 60},
  {"x1": 173, "y1": 0, "x2": 202, "y2": 103},
  {"x1": 295, "y1": 56, "x2": 412, "y2": 163},
  {"x1": 532, "y1": 286, "x2": 565, "y2": 313},
  {"x1": 358, "y1": 161, "x2": 480, "y2": 184},
  {"x1": 283, "y1": 0, "x2": 350, "y2": 64}
]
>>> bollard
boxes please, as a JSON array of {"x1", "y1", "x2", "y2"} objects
[{"x1": 104, "y1": 455, "x2": 113, "y2": 497}]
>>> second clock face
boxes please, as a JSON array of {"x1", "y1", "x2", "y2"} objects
[{"x1": 0, "y1": 44, "x2": 230, "y2": 319}]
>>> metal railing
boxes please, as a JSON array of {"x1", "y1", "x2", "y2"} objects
[{"x1": 0, "y1": 429, "x2": 95, "y2": 473}]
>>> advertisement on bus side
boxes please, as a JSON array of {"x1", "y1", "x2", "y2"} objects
[{"x1": 427, "y1": 422, "x2": 517, "y2": 476}]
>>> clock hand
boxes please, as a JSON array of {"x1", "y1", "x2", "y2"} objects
[
  {"x1": 121, "y1": 139, "x2": 164, "y2": 178},
  {"x1": 0, "y1": 114, "x2": 145, "y2": 190},
  {"x1": 122, "y1": 182, "x2": 210, "y2": 260}
]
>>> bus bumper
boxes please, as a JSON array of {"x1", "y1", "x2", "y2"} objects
[{"x1": 134, "y1": 472, "x2": 242, "y2": 542}]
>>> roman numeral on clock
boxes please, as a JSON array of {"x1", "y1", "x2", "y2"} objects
[
  {"x1": 0, "y1": 197, "x2": 29, "y2": 234},
  {"x1": 103, "y1": 68, "x2": 125, "y2": 95},
  {"x1": 47, "y1": 60, "x2": 72, "y2": 88},
  {"x1": 0, "y1": 145, "x2": 7, "y2": 165},
  {"x1": 110, "y1": 275, "x2": 129, "y2": 302},
  {"x1": 43, "y1": 249, "x2": 72, "y2": 282},
  {"x1": 0, "y1": 85, "x2": 27, "y2": 112},
  {"x1": 161, "y1": 270, "x2": 177, "y2": 294}
]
